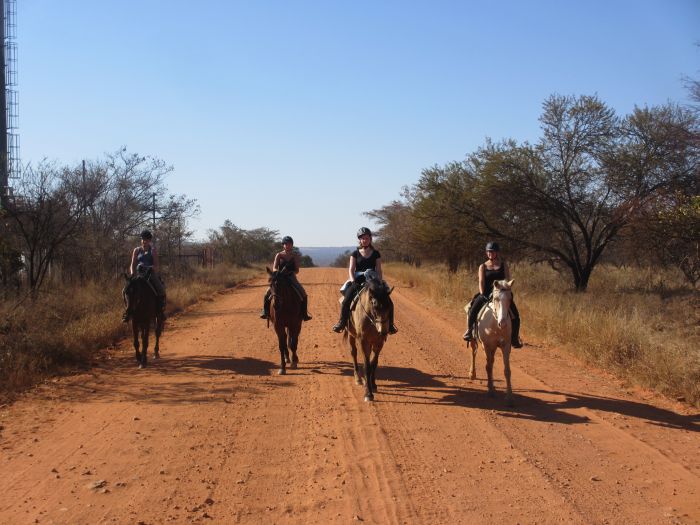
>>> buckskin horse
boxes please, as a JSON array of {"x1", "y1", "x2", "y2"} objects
[
  {"x1": 123, "y1": 269, "x2": 163, "y2": 369},
  {"x1": 344, "y1": 276, "x2": 393, "y2": 402},
  {"x1": 466, "y1": 279, "x2": 515, "y2": 405},
  {"x1": 267, "y1": 266, "x2": 303, "y2": 375}
]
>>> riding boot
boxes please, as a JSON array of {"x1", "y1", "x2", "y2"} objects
[
  {"x1": 332, "y1": 304, "x2": 350, "y2": 333},
  {"x1": 511, "y1": 316, "x2": 523, "y2": 348},
  {"x1": 301, "y1": 297, "x2": 312, "y2": 321},
  {"x1": 463, "y1": 326, "x2": 474, "y2": 341},
  {"x1": 260, "y1": 292, "x2": 271, "y2": 319},
  {"x1": 389, "y1": 303, "x2": 398, "y2": 334}
]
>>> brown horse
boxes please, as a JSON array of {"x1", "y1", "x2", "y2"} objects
[
  {"x1": 344, "y1": 277, "x2": 393, "y2": 401},
  {"x1": 266, "y1": 267, "x2": 303, "y2": 375},
  {"x1": 123, "y1": 270, "x2": 163, "y2": 369},
  {"x1": 466, "y1": 279, "x2": 515, "y2": 405}
]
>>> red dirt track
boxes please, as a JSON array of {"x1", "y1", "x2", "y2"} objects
[{"x1": 1, "y1": 268, "x2": 698, "y2": 524}]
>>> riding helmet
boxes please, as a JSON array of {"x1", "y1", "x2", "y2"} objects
[
  {"x1": 282, "y1": 236, "x2": 294, "y2": 244},
  {"x1": 141, "y1": 229, "x2": 153, "y2": 240},
  {"x1": 357, "y1": 227, "x2": 372, "y2": 238},
  {"x1": 485, "y1": 241, "x2": 500, "y2": 252}
]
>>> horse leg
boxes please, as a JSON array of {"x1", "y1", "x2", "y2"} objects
[
  {"x1": 468, "y1": 339, "x2": 477, "y2": 380},
  {"x1": 349, "y1": 337, "x2": 362, "y2": 385},
  {"x1": 369, "y1": 348, "x2": 380, "y2": 393},
  {"x1": 362, "y1": 342, "x2": 374, "y2": 402},
  {"x1": 502, "y1": 344, "x2": 513, "y2": 406},
  {"x1": 154, "y1": 315, "x2": 162, "y2": 359},
  {"x1": 288, "y1": 330, "x2": 299, "y2": 369},
  {"x1": 276, "y1": 328, "x2": 288, "y2": 375},
  {"x1": 132, "y1": 322, "x2": 141, "y2": 364},
  {"x1": 485, "y1": 346, "x2": 496, "y2": 397},
  {"x1": 139, "y1": 325, "x2": 149, "y2": 369}
]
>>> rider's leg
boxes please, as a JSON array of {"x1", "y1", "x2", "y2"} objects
[
  {"x1": 463, "y1": 293, "x2": 486, "y2": 341},
  {"x1": 510, "y1": 300, "x2": 522, "y2": 348},
  {"x1": 151, "y1": 274, "x2": 167, "y2": 320},
  {"x1": 388, "y1": 297, "x2": 398, "y2": 334},
  {"x1": 121, "y1": 285, "x2": 131, "y2": 322},
  {"x1": 260, "y1": 288, "x2": 271, "y2": 319},
  {"x1": 332, "y1": 283, "x2": 358, "y2": 332},
  {"x1": 292, "y1": 278, "x2": 312, "y2": 321}
]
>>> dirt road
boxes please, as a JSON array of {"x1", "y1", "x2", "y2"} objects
[{"x1": 1, "y1": 268, "x2": 698, "y2": 524}]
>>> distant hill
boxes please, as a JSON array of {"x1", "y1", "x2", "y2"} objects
[{"x1": 298, "y1": 246, "x2": 354, "y2": 267}]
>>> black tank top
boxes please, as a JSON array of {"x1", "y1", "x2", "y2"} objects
[
  {"x1": 483, "y1": 263, "x2": 506, "y2": 296},
  {"x1": 353, "y1": 248, "x2": 381, "y2": 273}
]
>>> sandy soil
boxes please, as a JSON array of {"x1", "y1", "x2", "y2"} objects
[{"x1": 0, "y1": 267, "x2": 698, "y2": 525}]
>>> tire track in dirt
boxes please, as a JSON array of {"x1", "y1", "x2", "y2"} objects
[{"x1": 0, "y1": 268, "x2": 697, "y2": 525}]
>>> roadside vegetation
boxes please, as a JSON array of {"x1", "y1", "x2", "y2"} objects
[
  {"x1": 385, "y1": 261, "x2": 700, "y2": 408},
  {"x1": 0, "y1": 263, "x2": 261, "y2": 401}
]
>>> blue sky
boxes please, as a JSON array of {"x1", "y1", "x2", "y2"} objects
[{"x1": 17, "y1": 0, "x2": 700, "y2": 246}]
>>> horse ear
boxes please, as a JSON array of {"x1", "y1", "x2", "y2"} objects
[
  {"x1": 507, "y1": 279, "x2": 514, "y2": 287},
  {"x1": 494, "y1": 281, "x2": 502, "y2": 290},
  {"x1": 266, "y1": 266, "x2": 273, "y2": 275}
]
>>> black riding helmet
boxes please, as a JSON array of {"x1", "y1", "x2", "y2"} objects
[
  {"x1": 357, "y1": 227, "x2": 372, "y2": 238},
  {"x1": 282, "y1": 236, "x2": 294, "y2": 244},
  {"x1": 141, "y1": 229, "x2": 153, "y2": 240},
  {"x1": 485, "y1": 241, "x2": 500, "y2": 251}
]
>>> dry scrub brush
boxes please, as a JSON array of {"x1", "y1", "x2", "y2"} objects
[
  {"x1": 0, "y1": 264, "x2": 260, "y2": 399},
  {"x1": 385, "y1": 262, "x2": 700, "y2": 407}
]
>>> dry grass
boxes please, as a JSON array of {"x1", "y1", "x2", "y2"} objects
[
  {"x1": 0, "y1": 264, "x2": 261, "y2": 400},
  {"x1": 385, "y1": 261, "x2": 700, "y2": 407}
]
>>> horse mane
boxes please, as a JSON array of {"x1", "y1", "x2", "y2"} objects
[{"x1": 365, "y1": 277, "x2": 390, "y2": 304}]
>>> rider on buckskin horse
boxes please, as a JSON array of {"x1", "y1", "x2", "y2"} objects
[
  {"x1": 260, "y1": 236, "x2": 312, "y2": 322},
  {"x1": 122, "y1": 229, "x2": 167, "y2": 322},
  {"x1": 331, "y1": 227, "x2": 398, "y2": 334},
  {"x1": 463, "y1": 241, "x2": 522, "y2": 348}
]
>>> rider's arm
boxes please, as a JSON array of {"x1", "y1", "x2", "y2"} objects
[
  {"x1": 129, "y1": 248, "x2": 139, "y2": 275},
  {"x1": 478, "y1": 264, "x2": 486, "y2": 296},
  {"x1": 375, "y1": 257, "x2": 383, "y2": 281},
  {"x1": 348, "y1": 255, "x2": 356, "y2": 282},
  {"x1": 272, "y1": 252, "x2": 281, "y2": 271}
]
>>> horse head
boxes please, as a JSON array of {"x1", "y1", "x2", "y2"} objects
[
  {"x1": 364, "y1": 277, "x2": 393, "y2": 336},
  {"x1": 492, "y1": 279, "x2": 514, "y2": 329}
]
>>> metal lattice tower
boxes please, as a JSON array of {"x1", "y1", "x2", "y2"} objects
[{"x1": 0, "y1": 0, "x2": 19, "y2": 208}]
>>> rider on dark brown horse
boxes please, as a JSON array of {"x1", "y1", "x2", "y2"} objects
[
  {"x1": 260, "y1": 236, "x2": 312, "y2": 322},
  {"x1": 332, "y1": 227, "x2": 398, "y2": 334},
  {"x1": 122, "y1": 229, "x2": 167, "y2": 322},
  {"x1": 463, "y1": 241, "x2": 522, "y2": 348}
]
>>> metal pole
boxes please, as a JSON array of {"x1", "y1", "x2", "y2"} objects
[{"x1": 0, "y1": 0, "x2": 8, "y2": 210}]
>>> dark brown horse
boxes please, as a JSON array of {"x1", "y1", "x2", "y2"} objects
[
  {"x1": 123, "y1": 270, "x2": 163, "y2": 369},
  {"x1": 344, "y1": 277, "x2": 393, "y2": 401},
  {"x1": 266, "y1": 267, "x2": 303, "y2": 375}
]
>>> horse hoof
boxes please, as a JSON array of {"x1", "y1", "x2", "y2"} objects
[
  {"x1": 278, "y1": 368, "x2": 286, "y2": 375},
  {"x1": 290, "y1": 362, "x2": 297, "y2": 370},
  {"x1": 138, "y1": 363, "x2": 144, "y2": 369},
  {"x1": 154, "y1": 352, "x2": 160, "y2": 359},
  {"x1": 364, "y1": 395, "x2": 374, "y2": 402}
]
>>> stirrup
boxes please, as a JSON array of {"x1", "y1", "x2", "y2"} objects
[
  {"x1": 303, "y1": 313, "x2": 312, "y2": 321},
  {"x1": 260, "y1": 311, "x2": 269, "y2": 319},
  {"x1": 463, "y1": 330, "x2": 473, "y2": 341},
  {"x1": 511, "y1": 339, "x2": 523, "y2": 349},
  {"x1": 332, "y1": 321, "x2": 345, "y2": 333}
]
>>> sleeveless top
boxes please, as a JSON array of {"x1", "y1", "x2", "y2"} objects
[
  {"x1": 353, "y1": 248, "x2": 381, "y2": 273},
  {"x1": 278, "y1": 253, "x2": 298, "y2": 272},
  {"x1": 137, "y1": 247, "x2": 154, "y2": 268},
  {"x1": 483, "y1": 263, "x2": 506, "y2": 297}
]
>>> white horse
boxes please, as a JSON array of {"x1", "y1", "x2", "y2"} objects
[{"x1": 466, "y1": 279, "x2": 515, "y2": 405}]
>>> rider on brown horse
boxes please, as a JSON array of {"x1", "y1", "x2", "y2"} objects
[
  {"x1": 260, "y1": 236, "x2": 312, "y2": 322},
  {"x1": 332, "y1": 227, "x2": 398, "y2": 334},
  {"x1": 122, "y1": 229, "x2": 167, "y2": 322}
]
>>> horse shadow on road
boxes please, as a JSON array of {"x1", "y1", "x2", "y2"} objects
[{"x1": 327, "y1": 362, "x2": 699, "y2": 431}]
